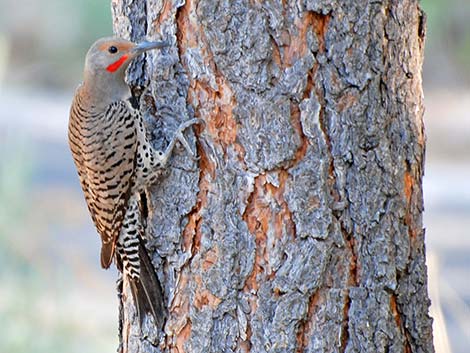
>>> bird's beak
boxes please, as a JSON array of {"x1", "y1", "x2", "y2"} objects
[{"x1": 132, "y1": 40, "x2": 170, "y2": 56}]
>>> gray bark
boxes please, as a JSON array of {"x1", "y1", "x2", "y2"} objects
[{"x1": 112, "y1": 0, "x2": 433, "y2": 352}]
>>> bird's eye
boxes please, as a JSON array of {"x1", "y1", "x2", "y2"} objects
[{"x1": 108, "y1": 46, "x2": 118, "y2": 54}]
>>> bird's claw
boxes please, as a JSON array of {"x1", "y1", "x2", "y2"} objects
[
  {"x1": 175, "y1": 118, "x2": 203, "y2": 159},
  {"x1": 177, "y1": 118, "x2": 204, "y2": 132}
]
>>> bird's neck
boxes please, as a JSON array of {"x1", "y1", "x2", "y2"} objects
[{"x1": 81, "y1": 75, "x2": 131, "y2": 109}]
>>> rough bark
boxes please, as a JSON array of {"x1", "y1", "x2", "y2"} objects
[{"x1": 111, "y1": 0, "x2": 433, "y2": 352}]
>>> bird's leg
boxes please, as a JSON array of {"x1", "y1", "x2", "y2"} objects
[
  {"x1": 136, "y1": 118, "x2": 202, "y2": 186},
  {"x1": 159, "y1": 118, "x2": 201, "y2": 165}
]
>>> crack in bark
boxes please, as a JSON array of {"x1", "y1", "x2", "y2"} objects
[
  {"x1": 338, "y1": 217, "x2": 359, "y2": 286},
  {"x1": 167, "y1": 317, "x2": 192, "y2": 353},
  {"x1": 169, "y1": 2, "x2": 208, "y2": 351},
  {"x1": 175, "y1": 0, "x2": 187, "y2": 65},
  {"x1": 242, "y1": 174, "x2": 270, "y2": 294},
  {"x1": 239, "y1": 322, "x2": 252, "y2": 353},
  {"x1": 403, "y1": 167, "x2": 417, "y2": 239},
  {"x1": 417, "y1": 7, "x2": 426, "y2": 41},
  {"x1": 182, "y1": 140, "x2": 210, "y2": 256},
  {"x1": 295, "y1": 290, "x2": 320, "y2": 353},
  {"x1": 339, "y1": 290, "x2": 351, "y2": 353},
  {"x1": 241, "y1": 170, "x2": 297, "y2": 351},
  {"x1": 289, "y1": 101, "x2": 309, "y2": 167},
  {"x1": 308, "y1": 13, "x2": 361, "y2": 353},
  {"x1": 309, "y1": 11, "x2": 330, "y2": 54},
  {"x1": 168, "y1": 116, "x2": 210, "y2": 353},
  {"x1": 269, "y1": 33, "x2": 283, "y2": 71},
  {"x1": 284, "y1": 11, "x2": 330, "y2": 67},
  {"x1": 391, "y1": 294, "x2": 413, "y2": 353},
  {"x1": 154, "y1": 0, "x2": 173, "y2": 31},
  {"x1": 242, "y1": 171, "x2": 296, "y2": 287},
  {"x1": 177, "y1": 0, "x2": 241, "y2": 158},
  {"x1": 288, "y1": 62, "x2": 318, "y2": 168}
]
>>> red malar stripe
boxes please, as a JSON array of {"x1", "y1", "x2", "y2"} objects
[{"x1": 106, "y1": 55, "x2": 129, "y2": 72}]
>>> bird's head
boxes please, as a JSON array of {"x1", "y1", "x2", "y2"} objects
[{"x1": 81, "y1": 37, "x2": 168, "y2": 105}]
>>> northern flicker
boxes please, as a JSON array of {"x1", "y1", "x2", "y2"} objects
[{"x1": 68, "y1": 37, "x2": 198, "y2": 328}]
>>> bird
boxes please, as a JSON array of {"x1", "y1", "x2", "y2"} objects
[{"x1": 68, "y1": 36, "x2": 199, "y2": 329}]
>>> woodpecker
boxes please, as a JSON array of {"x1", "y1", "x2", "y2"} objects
[{"x1": 68, "y1": 37, "x2": 198, "y2": 328}]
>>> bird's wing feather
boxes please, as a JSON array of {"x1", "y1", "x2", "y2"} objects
[{"x1": 69, "y1": 99, "x2": 138, "y2": 268}]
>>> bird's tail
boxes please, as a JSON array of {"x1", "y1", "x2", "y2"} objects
[{"x1": 128, "y1": 237, "x2": 166, "y2": 329}]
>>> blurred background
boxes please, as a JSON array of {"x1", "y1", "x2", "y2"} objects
[{"x1": 0, "y1": 0, "x2": 468, "y2": 352}]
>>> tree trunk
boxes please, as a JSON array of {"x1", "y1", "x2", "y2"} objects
[{"x1": 111, "y1": 0, "x2": 433, "y2": 352}]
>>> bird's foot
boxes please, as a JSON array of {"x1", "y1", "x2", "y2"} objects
[
  {"x1": 161, "y1": 118, "x2": 203, "y2": 163},
  {"x1": 174, "y1": 118, "x2": 202, "y2": 159}
]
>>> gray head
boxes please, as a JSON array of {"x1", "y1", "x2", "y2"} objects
[{"x1": 81, "y1": 36, "x2": 168, "y2": 107}]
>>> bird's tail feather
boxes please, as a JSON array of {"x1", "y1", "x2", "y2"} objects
[{"x1": 129, "y1": 237, "x2": 166, "y2": 329}]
